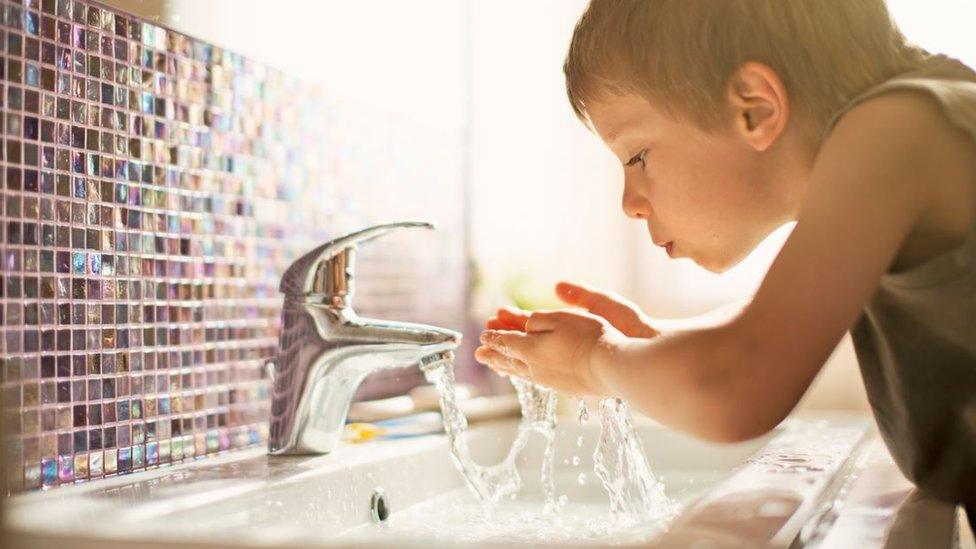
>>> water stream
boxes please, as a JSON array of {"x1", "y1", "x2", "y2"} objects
[
  {"x1": 421, "y1": 359, "x2": 674, "y2": 528},
  {"x1": 422, "y1": 362, "x2": 558, "y2": 510},
  {"x1": 592, "y1": 398, "x2": 675, "y2": 525}
]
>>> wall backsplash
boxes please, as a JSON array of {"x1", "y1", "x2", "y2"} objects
[{"x1": 0, "y1": 0, "x2": 469, "y2": 493}]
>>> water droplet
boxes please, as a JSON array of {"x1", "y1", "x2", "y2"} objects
[
  {"x1": 576, "y1": 435, "x2": 584, "y2": 447},
  {"x1": 572, "y1": 456, "x2": 580, "y2": 466},
  {"x1": 577, "y1": 473, "x2": 587, "y2": 485}
]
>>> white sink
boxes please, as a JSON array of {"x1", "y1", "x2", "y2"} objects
[{"x1": 4, "y1": 414, "x2": 957, "y2": 547}]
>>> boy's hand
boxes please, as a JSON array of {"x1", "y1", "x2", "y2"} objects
[
  {"x1": 476, "y1": 309, "x2": 626, "y2": 397},
  {"x1": 483, "y1": 281, "x2": 658, "y2": 338},
  {"x1": 553, "y1": 281, "x2": 658, "y2": 338},
  {"x1": 476, "y1": 281, "x2": 652, "y2": 396}
]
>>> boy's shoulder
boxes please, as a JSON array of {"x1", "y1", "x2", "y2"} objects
[{"x1": 822, "y1": 89, "x2": 976, "y2": 268}]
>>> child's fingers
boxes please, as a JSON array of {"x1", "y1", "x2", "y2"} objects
[
  {"x1": 485, "y1": 317, "x2": 521, "y2": 330},
  {"x1": 497, "y1": 307, "x2": 530, "y2": 330},
  {"x1": 480, "y1": 330, "x2": 531, "y2": 362},
  {"x1": 484, "y1": 307, "x2": 530, "y2": 331},
  {"x1": 474, "y1": 346, "x2": 529, "y2": 376},
  {"x1": 524, "y1": 310, "x2": 568, "y2": 332},
  {"x1": 473, "y1": 345, "x2": 494, "y2": 364}
]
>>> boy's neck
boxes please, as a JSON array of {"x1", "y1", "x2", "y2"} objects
[{"x1": 779, "y1": 119, "x2": 821, "y2": 222}]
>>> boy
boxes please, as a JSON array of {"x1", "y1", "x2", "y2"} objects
[{"x1": 475, "y1": 0, "x2": 976, "y2": 522}]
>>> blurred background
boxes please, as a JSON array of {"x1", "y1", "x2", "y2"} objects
[{"x1": 111, "y1": 0, "x2": 976, "y2": 413}]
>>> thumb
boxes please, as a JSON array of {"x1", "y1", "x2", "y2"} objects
[
  {"x1": 556, "y1": 281, "x2": 625, "y2": 316},
  {"x1": 555, "y1": 281, "x2": 587, "y2": 306},
  {"x1": 555, "y1": 281, "x2": 657, "y2": 338}
]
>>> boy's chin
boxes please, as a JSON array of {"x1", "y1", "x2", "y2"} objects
[
  {"x1": 696, "y1": 257, "x2": 731, "y2": 274},
  {"x1": 695, "y1": 249, "x2": 749, "y2": 274},
  {"x1": 656, "y1": 239, "x2": 750, "y2": 273}
]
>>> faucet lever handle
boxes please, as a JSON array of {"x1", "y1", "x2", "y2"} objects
[{"x1": 280, "y1": 221, "x2": 436, "y2": 299}]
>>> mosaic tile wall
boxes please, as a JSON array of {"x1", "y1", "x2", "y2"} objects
[{"x1": 0, "y1": 0, "x2": 470, "y2": 493}]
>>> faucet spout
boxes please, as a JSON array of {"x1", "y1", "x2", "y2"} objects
[
  {"x1": 267, "y1": 300, "x2": 462, "y2": 456},
  {"x1": 351, "y1": 315, "x2": 461, "y2": 364}
]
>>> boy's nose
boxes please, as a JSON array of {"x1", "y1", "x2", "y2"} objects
[{"x1": 621, "y1": 187, "x2": 651, "y2": 220}]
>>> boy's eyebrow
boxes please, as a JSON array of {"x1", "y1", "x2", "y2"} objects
[
  {"x1": 605, "y1": 128, "x2": 639, "y2": 157},
  {"x1": 603, "y1": 120, "x2": 641, "y2": 147},
  {"x1": 604, "y1": 126, "x2": 627, "y2": 144}
]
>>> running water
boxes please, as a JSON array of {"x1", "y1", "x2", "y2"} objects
[
  {"x1": 422, "y1": 361, "x2": 558, "y2": 511},
  {"x1": 422, "y1": 358, "x2": 672, "y2": 528},
  {"x1": 510, "y1": 377, "x2": 559, "y2": 512},
  {"x1": 592, "y1": 398, "x2": 675, "y2": 525}
]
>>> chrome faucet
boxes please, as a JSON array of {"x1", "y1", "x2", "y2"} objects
[{"x1": 267, "y1": 221, "x2": 462, "y2": 455}]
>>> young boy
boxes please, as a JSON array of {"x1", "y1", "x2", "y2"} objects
[{"x1": 475, "y1": 0, "x2": 976, "y2": 522}]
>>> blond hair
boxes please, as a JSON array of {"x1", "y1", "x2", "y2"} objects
[{"x1": 565, "y1": 0, "x2": 926, "y2": 133}]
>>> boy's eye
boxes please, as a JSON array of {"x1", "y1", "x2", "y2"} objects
[{"x1": 625, "y1": 149, "x2": 647, "y2": 168}]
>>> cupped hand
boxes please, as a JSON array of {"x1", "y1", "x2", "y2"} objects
[
  {"x1": 475, "y1": 309, "x2": 625, "y2": 397},
  {"x1": 477, "y1": 281, "x2": 657, "y2": 395}
]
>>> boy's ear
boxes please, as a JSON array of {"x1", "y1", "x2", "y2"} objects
[{"x1": 727, "y1": 62, "x2": 789, "y2": 152}]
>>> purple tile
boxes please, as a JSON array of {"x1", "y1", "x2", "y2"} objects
[
  {"x1": 117, "y1": 447, "x2": 131, "y2": 474},
  {"x1": 57, "y1": 454, "x2": 73, "y2": 482}
]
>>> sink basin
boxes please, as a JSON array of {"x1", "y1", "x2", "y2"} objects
[{"x1": 4, "y1": 414, "x2": 957, "y2": 547}]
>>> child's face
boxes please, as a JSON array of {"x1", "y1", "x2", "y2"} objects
[{"x1": 587, "y1": 93, "x2": 794, "y2": 273}]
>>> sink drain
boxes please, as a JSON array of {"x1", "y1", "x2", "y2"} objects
[{"x1": 370, "y1": 488, "x2": 390, "y2": 524}]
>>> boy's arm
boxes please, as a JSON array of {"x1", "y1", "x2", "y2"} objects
[
  {"x1": 592, "y1": 92, "x2": 964, "y2": 442},
  {"x1": 647, "y1": 298, "x2": 752, "y2": 331}
]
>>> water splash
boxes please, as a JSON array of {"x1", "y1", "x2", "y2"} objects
[
  {"x1": 578, "y1": 399, "x2": 589, "y2": 424},
  {"x1": 592, "y1": 398, "x2": 675, "y2": 526},
  {"x1": 422, "y1": 360, "x2": 673, "y2": 527},
  {"x1": 422, "y1": 362, "x2": 558, "y2": 511},
  {"x1": 511, "y1": 377, "x2": 558, "y2": 512}
]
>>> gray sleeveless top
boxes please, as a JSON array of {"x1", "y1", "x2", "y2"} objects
[{"x1": 825, "y1": 54, "x2": 976, "y2": 508}]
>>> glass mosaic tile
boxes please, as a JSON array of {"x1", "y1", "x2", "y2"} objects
[{"x1": 2, "y1": 0, "x2": 471, "y2": 493}]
